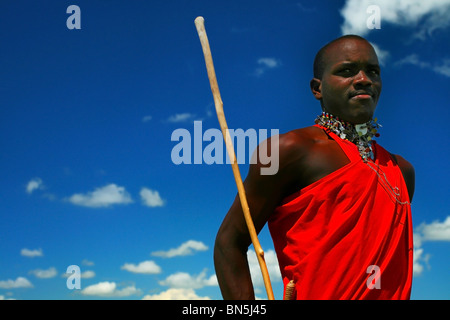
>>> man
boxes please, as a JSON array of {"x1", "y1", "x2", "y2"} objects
[{"x1": 213, "y1": 35, "x2": 415, "y2": 300}]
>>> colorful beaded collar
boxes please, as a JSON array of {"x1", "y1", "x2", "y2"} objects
[{"x1": 315, "y1": 112, "x2": 381, "y2": 162}]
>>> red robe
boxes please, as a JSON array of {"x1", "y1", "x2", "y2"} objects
[{"x1": 268, "y1": 125, "x2": 413, "y2": 299}]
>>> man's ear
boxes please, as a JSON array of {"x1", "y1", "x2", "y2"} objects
[{"x1": 310, "y1": 78, "x2": 322, "y2": 100}]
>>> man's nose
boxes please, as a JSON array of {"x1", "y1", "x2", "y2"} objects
[{"x1": 354, "y1": 70, "x2": 372, "y2": 86}]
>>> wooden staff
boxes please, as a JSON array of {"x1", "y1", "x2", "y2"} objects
[{"x1": 194, "y1": 16, "x2": 275, "y2": 300}]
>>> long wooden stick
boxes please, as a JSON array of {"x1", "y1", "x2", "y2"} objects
[{"x1": 194, "y1": 16, "x2": 274, "y2": 300}]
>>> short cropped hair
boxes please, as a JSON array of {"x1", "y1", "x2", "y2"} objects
[{"x1": 313, "y1": 34, "x2": 370, "y2": 79}]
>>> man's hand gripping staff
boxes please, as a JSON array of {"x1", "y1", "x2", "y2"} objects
[{"x1": 194, "y1": 16, "x2": 275, "y2": 300}]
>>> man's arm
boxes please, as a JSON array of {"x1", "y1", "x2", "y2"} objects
[
  {"x1": 214, "y1": 133, "x2": 304, "y2": 299},
  {"x1": 394, "y1": 154, "x2": 415, "y2": 202}
]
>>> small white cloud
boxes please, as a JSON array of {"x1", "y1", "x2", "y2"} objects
[
  {"x1": 396, "y1": 54, "x2": 430, "y2": 68},
  {"x1": 247, "y1": 249, "x2": 282, "y2": 287},
  {"x1": 29, "y1": 267, "x2": 57, "y2": 279},
  {"x1": 167, "y1": 113, "x2": 196, "y2": 123},
  {"x1": 61, "y1": 270, "x2": 96, "y2": 279},
  {"x1": 412, "y1": 216, "x2": 450, "y2": 276},
  {"x1": 142, "y1": 115, "x2": 152, "y2": 122},
  {"x1": 416, "y1": 216, "x2": 450, "y2": 242},
  {"x1": 67, "y1": 183, "x2": 133, "y2": 208},
  {"x1": 433, "y1": 59, "x2": 450, "y2": 77},
  {"x1": 396, "y1": 54, "x2": 450, "y2": 78},
  {"x1": 81, "y1": 281, "x2": 142, "y2": 297},
  {"x1": 26, "y1": 178, "x2": 43, "y2": 194},
  {"x1": 121, "y1": 260, "x2": 162, "y2": 274},
  {"x1": 80, "y1": 270, "x2": 95, "y2": 279},
  {"x1": 159, "y1": 269, "x2": 217, "y2": 289},
  {"x1": 151, "y1": 240, "x2": 208, "y2": 258},
  {"x1": 82, "y1": 259, "x2": 95, "y2": 266},
  {"x1": 142, "y1": 288, "x2": 210, "y2": 300},
  {"x1": 81, "y1": 281, "x2": 115, "y2": 296},
  {"x1": 254, "y1": 57, "x2": 282, "y2": 76},
  {"x1": 20, "y1": 248, "x2": 43, "y2": 258},
  {"x1": 140, "y1": 187, "x2": 165, "y2": 207},
  {"x1": 257, "y1": 58, "x2": 281, "y2": 68},
  {"x1": 0, "y1": 277, "x2": 33, "y2": 289}
]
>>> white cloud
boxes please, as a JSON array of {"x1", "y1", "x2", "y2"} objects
[
  {"x1": 151, "y1": 240, "x2": 208, "y2": 258},
  {"x1": 340, "y1": 1, "x2": 450, "y2": 75},
  {"x1": 340, "y1": 0, "x2": 450, "y2": 38},
  {"x1": 29, "y1": 267, "x2": 57, "y2": 279},
  {"x1": 413, "y1": 216, "x2": 450, "y2": 276},
  {"x1": 82, "y1": 259, "x2": 95, "y2": 266},
  {"x1": 167, "y1": 113, "x2": 196, "y2": 123},
  {"x1": 0, "y1": 277, "x2": 33, "y2": 289},
  {"x1": 61, "y1": 270, "x2": 96, "y2": 279},
  {"x1": 254, "y1": 57, "x2": 282, "y2": 76},
  {"x1": 20, "y1": 248, "x2": 43, "y2": 258},
  {"x1": 159, "y1": 269, "x2": 217, "y2": 289},
  {"x1": 412, "y1": 246, "x2": 430, "y2": 276},
  {"x1": 257, "y1": 58, "x2": 280, "y2": 69},
  {"x1": 142, "y1": 288, "x2": 210, "y2": 300},
  {"x1": 369, "y1": 42, "x2": 390, "y2": 66},
  {"x1": 247, "y1": 249, "x2": 282, "y2": 288},
  {"x1": 121, "y1": 260, "x2": 162, "y2": 274},
  {"x1": 396, "y1": 54, "x2": 429, "y2": 68},
  {"x1": 142, "y1": 115, "x2": 152, "y2": 122},
  {"x1": 396, "y1": 54, "x2": 450, "y2": 78},
  {"x1": 80, "y1": 270, "x2": 95, "y2": 279},
  {"x1": 433, "y1": 59, "x2": 450, "y2": 77},
  {"x1": 80, "y1": 281, "x2": 142, "y2": 297},
  {"x1": 67, "y1": 183, "x2": 133, "y2": 208},
  {"x1": 140, "y1": 187, "x2": 165, "y2": 207},
  {"x1": 26, "y1": 178, "x2": 43, "y2": 194},
  {"x1": 416, "y1": 216, "x2": 450, "y2": 242}
]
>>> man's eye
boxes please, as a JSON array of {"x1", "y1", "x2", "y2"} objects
[{"x1": 338, "y1": 68, "x2": 353, "y2": 76}]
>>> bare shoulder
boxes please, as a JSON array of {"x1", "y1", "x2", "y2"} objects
[
  {"x1": 393, "y1": 154, "x2": 414, "y2": 172},
  {"x1": 255, "y1": 125, "x2": 323, "y2": 160},
  {"x1": 253, "y1": 126, "x2": 322, "y2": 171},
  {"x1": 277, "y1": 126, "x2": 327, "y2": 156},
  {"x1": 280, "y1": 125, "x2": 326, "y2": 143},
  {"x1": 249, "y1": 126, "x2": 324, "y2": 181},
  {"x1": 390, "y1": 153, "x2": 415, "y2": 202}
]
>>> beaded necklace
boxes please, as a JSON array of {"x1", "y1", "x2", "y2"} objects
[{"x1": 315, "y1": 112, "x2": 381, "y2": 162}]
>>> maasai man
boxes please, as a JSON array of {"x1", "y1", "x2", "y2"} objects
[{"x1": 214, "y1": 35, "x2": 415, "y2": 300}]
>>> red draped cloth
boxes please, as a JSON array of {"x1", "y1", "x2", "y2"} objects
[{"x1": 268, "y1": 125, "x2": 413, "y2": 300}]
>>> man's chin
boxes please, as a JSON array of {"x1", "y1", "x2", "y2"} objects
[
  {"x1": 323, "y1": 101, "x2": 376, "y2": 124},
  {"x1": 343, "y1": 108, "x2": 375, "y2": 124}
]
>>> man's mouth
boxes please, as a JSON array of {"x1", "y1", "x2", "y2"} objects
[{"x1": 349, "y1": 91, "x2": 374, "y2": 100}]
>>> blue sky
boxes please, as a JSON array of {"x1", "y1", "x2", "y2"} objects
[{"x1": 1, "y1": 0, "x2": 449, "y2": 300}]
